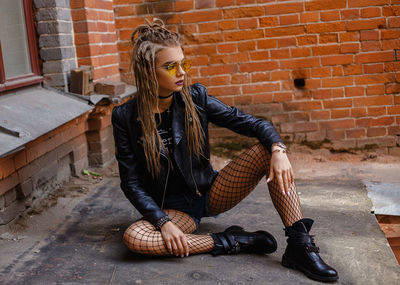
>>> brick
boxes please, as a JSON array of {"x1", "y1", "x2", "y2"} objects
[
  {"x1": 388, "y1": 125, "x2": 400, "y2": 135},
  {"x1": 232, "y1": 74, "x2": 250, "y2": 84},
  {"x1": 306, "y1": 22, "x2": 346, "y2": 33},
  {"x1": 324, "y1": 99, "x2": 352, "y2": 109},
  {"x1": 218, "y1": 20, "x2": 237, "y2": 30},
  {"x1": 382, "y1": 39, "x2": 400, "y2": 50},
  {"x1": 388, "y1": 106, "x2": 400, "y2": 115},
  {"x1": 340, "y1": 31, "x2": 359, "y2": 42},
  {"x1": 321, "y1": 55, "x2": 353, "y2": 66},
  {"x1": 340, "y1": 43, "x2": 360, "y2": 53},
  {"x1": 270, "y1": 49, "x2": 290, "y2": 59},
  {"x1": 270, "y1": 71, "x2": 290, "y2": 80},
  {"x1": 4, "y1": 188, "x2": 17, "y2": 207},
  {"x1": 300, "y1": 12, "x2": 319, "y2": 23},
  {"x1": 271, "y1": 114, "x2": 290, "y2": 124},
  {"x1": 211, "y1": 75, "x2": 231, "y2": 86},
  {"x1": 312, "y1": 45, "x2": 339, "y2": 56},
  {"x1": 347, "y1": 18, "x2": 387, "y2": 31},
  {"x1": 257, "y1": 39, "x2": 277, "y2": 49},
  {"x1": 238, "y1": 18, "x2": 258, "y2": 29},
  {"x1": 280, "y1": 15, "x2": 299, "y2": 25},
  {"x1": 311, "y1": 110, "x2": 330, "y2": 120},
  {"x1": 351, "y1": 107, "x2": 367, "y2": 117},
  {"x1": 0, "y1": 172, "x2": 19, "y2": 196},
  {"x1": 364, "y1": 64, "x2": 384, "y2": 74},
  {"x1": 355, "y1": 51, "x2": 394, "y2": 63},
  {"x1": 341, "y1": 9, "x2": 360, "y2": 20},
  {"x1": 355, "y1": 74, "x2": 395, "y2": 85},
  {"x1": 320, "y1": 119, "x2": 355, "y2": 130},
  {"x1": 356, "y1": 137, "x2": 395, "y2": 148},
  {"x1": 242, "y1": 83, "x2": 280, "y2": 94},
  {"x1": 182, "y1": 10, "x2": 222, "y2": 23},
  {"x1": 283, "y1": 101, "x2": 322, "y2": 111},
  {"x1": 346, "y1": 129, "x2": 366, "y2": 139},
  {"x1": 201, "y1": 64, "x2": 237, "y2": 76},
  {"x1": 195, "y1": 0, "x2": 213, "y2": 9},
  {"x1": 240, "y1": 62, "x2": 278, "y2": 72},
  {"x1": 207, "y1": 86, "x2": 241, "y2": 96},
  {"x1": 305, "y1": 0, "x2": 346, "y2": 11},
  {"x1": 264, "y1": 26, "x2": 305, "y2": 37},
  {"x1": 259, "y1": 17, "x2": 279, "y2": 27},
  {"x1": 361, "y1": 7, "x2": 381, "y2": 18},
  {"x1": 223, "y1": 7, "x2": 264, "y2": 18},
  {"x1": 0, "y1": 157, "x2": 16, "y2": 180},
  {"x1": 278, "y1": 37, "x2": 297, "y2": 48},
  {"x1": 224, "y1": 30, "x2": 264, "y2": 41},
  {"x1": 348, "y1": 0, "x2": 390, "y2": 8},
  {"x1": 356, "y1": 116, "x2": 395, "y2": 127},
  {"x1": 249, "y1": 51, "x2": 268, "y2": 61},
  {"x1": 234, "y1": 95, "x2": 253, "y2": 105},
  {"x1": 361, "y1": 41, "x2": 381, "y2": 52},
  {"x1": 331, "y1": 109, "x2": 350, "y2": 119},
  {"x1": 281, "y1": 122, "x2": 318, "y2": 133},
  {"x1": 253, "y1": 94, "x2": 273, "y2": 104},
  {"x1": 306, "y1": 132, "x2": 326, "y2": 142},
  {"x1": 291, "y1": 47, "x2": 311, "y2": 58},
  {"x1": 297, "y1": 35, "x2": 317, "y2": 45},
  {"x1": 318, "y1": 33, "x2": 338, "y2": 44},
  {"x1": 344, "y1": 65, "x2": 363, "y2": 75},
  {"x1": 175, "y1": 0, "x2": 193, "y2": 11},
  {"x1": 368, "y1": 106, "x2": 387, "y2": 116},
  {"x1": 280, "y1": 58, "x2": 319, "y2": 69},
  {"x1": 199, "y1": 22, "x2": 218, "y2": 33},
  {"x1": 354, "y1": 95, "x2": 393, "y2": 107},
  {"x1": 320, "y1": 10, "x2": 340, "y2": 21},
  {"x1": 264, "y1": 2, "x2": 304, "y2": 15},
  {"x1": 360, "y1": 30, "x2": 380, "y2": 41},
  {"x1": 322, "y1": 77, "x2": 354, "y2": 88},
  {"x1": 16, "y1": 179, "x2": 33, "y2": 199},
  {"x1": 366, "y1": 85, "x2": 385, "y2": 95},
  {"x1": 326, "y1": 129, "x2": 346, "y2": 140},
  {"x1": 251, "y1": 72, "x2": 271, "y2": 82},
  {"x1": 346, "y1": 87, "x2": 364, "y2": 97},
  {"x1": 218, "y1": 43, "x2": 236, "y2": 53},
  {"x1": 238, "y1": 41, "x2": 256, "y2": 52},
  {"x1": 383, "y1": 5, "x2": 400, "y2": 16},
  {"x1": 391, "y1": 11, "x2": 400, "y2": 28},
  {"x1": 95, "y1": 80, "x2": 126, "y2": 95},
  {"x1": 273, "y1": 92, "x2": 293, "y2": 102},
  {"x1": 387, "y1": 84, "x2": 400, "y2": 94}
]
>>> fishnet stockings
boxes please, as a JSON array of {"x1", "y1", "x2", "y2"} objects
[
  {"x1": 209, "y1": 143, "x2": 303, "y2": 227},
  {"x1": 123, "y1": 209, "x2": 214, "y2": 256}
]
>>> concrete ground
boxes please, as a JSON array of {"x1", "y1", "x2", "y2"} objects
[{"x1": 1, "y1": 146, "x2": 400, "y2": 284}]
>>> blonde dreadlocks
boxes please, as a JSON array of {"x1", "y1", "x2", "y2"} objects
[{"x1": 131, "y1": 18, "x2": 204, "y2": 178}]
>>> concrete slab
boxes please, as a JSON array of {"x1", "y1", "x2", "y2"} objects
[
  {"x1": 364, "y1": 181, "x2": 400, "y2": 215},
  {"x1": 1, "y1": 176, "x2": 399, "y2": 284}
]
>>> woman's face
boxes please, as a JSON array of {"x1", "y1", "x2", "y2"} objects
[{"x1": 155, "y1": 46, "x2": 186, "y2": 97}]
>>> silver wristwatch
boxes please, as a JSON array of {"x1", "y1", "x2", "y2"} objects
[{"x1": 272, "y1": 142, "x2": 287, "y2": 151}]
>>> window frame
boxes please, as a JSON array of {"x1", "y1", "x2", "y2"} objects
[{"x1": 0, "y1": 0, "x2": 43, "y2": 93}]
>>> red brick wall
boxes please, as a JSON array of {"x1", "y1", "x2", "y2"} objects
[
  {"x1": 113, "y1": 0, "x2": 400, "y2": 150},
  {"x1": 70, "y1": 0, "x2": 121, "y2": 82}
]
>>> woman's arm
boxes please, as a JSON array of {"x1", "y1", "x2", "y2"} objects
[{"x1": 112, "y1": 106, "x2": 167, "y2": 226}]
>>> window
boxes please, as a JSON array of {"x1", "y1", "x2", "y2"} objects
[{"x1": 0, "y1": 0, "x2": 42, "y2": 92}]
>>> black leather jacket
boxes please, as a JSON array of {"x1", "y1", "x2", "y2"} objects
[{"x1": 111, "y1": 83, "x2": 283, "y2": 225}]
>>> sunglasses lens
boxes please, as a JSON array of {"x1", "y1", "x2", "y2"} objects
[
  {"x1": 167, "y1": 63, "x2": 178, "y2": 75},
  {"x1": 182, "y1": 60, "x2": 191, "y2": 72}
]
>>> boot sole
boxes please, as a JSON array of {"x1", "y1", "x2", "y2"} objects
[{"x1": 282, "y1": 254, "x2": 339, "y2": 283}]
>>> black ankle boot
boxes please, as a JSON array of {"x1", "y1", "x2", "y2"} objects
[
  {"x1": 210, "y1": 225, "x2": 277, "y2": 256},
  {"x1": 282, "y1": 218, "x2": 338, "y2": 282}
]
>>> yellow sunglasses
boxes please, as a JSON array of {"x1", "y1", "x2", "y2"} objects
[{"x1": 159, "y1": 59, "x2": 192, "y2": 76}]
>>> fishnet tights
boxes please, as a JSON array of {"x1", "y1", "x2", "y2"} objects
[
  {"x1": 124, "y1": 143, "x2": 303, "y2": 256},
  {"x1": 123, "y1": 209, "x2": 214, "y2": 256},
  {"x1": 209, "y1": 143, "x2": 303, "y2": 227}
]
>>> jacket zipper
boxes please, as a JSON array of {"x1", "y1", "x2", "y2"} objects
[
  {"x1": 160, "y1": 152, "x2": 170, "y2": 209},
  {"x1": 190, "y1": 157, "x2": 202, "y2": 197}
]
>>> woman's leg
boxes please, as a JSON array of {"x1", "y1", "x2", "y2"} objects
[
  {"x1": 209, "y1": 143, "x2": 303, "y2": 227},
  {"x1": 123, "y1": 209, "x2": 214, "y2": 256}
]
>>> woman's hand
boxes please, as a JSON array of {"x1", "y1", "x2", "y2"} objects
[
  {"x1": 267, "y1": 149, "x2": 294, "y2": 196},
  {"x1": 161, "y1": 221, "x2": 189, "y2": 257}
]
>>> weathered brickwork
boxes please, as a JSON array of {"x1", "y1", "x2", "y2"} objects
[
  {"x1": 114, "y1": 0, "x2": 400, "y2": 149},
  {"x1": 70, "y1": 0, "x2": 121, "y2": 82}
]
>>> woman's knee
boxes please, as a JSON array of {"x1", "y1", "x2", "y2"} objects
[{"x1": 123, "y1": 220, "x2": 155, "y2": 253}]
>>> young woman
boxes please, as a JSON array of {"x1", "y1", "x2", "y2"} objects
[{"x1": 112, "y1": 19, "x2": 338, "y2": 283}]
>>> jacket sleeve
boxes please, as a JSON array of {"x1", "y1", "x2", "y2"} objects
[
  {"x1": 194, "y1": 83, "x2": 283, "y2": 153},
  {"x1": 111, "y1": 106, "x2": 167, "y2": 226}
]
